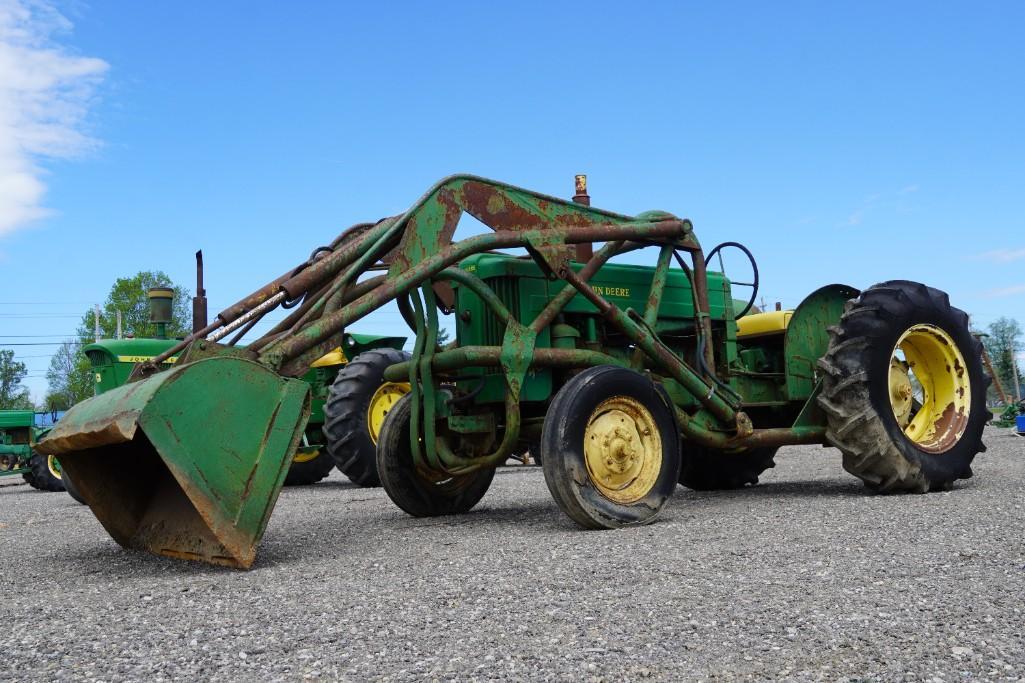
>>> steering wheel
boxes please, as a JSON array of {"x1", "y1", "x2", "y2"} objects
[{"x1": 704, "y1": 241, "x2": 759, "y2": 319}]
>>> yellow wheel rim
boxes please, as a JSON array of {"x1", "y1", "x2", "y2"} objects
[
  {"x1": 583, "y1": 396, "x2": 662, "y2": 504},
  {"x1": 47, "y1": 455, "x2": 62, "y2": 480},
  {"x1": 889, "y1": 324, "x2": 971, "y2": 453},
  {"x1": 292, "y1": 448, "x2": 321, "y2": 464},
  {"x1": 368, "y1": 382, "x2": 411, "y2": 444}
]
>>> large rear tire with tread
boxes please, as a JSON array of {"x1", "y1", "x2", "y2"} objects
[
  {"x1": 817, "y1": 280, "x2": 988, "y2": 493},
  {"x1": 324, "y1": 348, "x2": 411, "y2": 487},
  {"x1": 377, "y1": 394, "x2": 495, "y2": 517},
  {"x1": 22, "y1": 453, "x2": 65, "y2": 492},
  {"x1": 678, "y1": 446, "x2": 777, "y2": 490},
  {"x1": 542, "y1": 366, "x2": 681, "y2": 529}
]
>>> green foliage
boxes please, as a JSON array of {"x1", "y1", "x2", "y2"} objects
[
  {"x1": 0, "y1": 349, "x2": 33, "y2": 409},
  {"x1": 982, "y1": 317, "x2": 1023, "y2": 403},
  {"x1": 77, "y1": 271, "x2": 190, "y2": 341},
  {"x1": 45, "y1": 271, "x2": 191, "y2": 411},
  {"x1": 44, "y1": 341, "x2": 94, "y2": 410}
]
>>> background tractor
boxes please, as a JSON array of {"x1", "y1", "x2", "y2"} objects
[
  {"x1": 40, "y1": 175, "x2": 988, "y2": 568},
  {"x1": 74, "y1": 275, "x2": 410, "y2": 490},
  {"x1": 80, "y1": 332, "x2": 408, "y2": 488},
  {"x1": 0, "y1": 410, "x2": 66, "y2": 493}
]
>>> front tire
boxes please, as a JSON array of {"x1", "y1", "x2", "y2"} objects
[
  {"x1": 377, "y1": 394, "x2": 495, "y2": 517},
  {"x1": 284, "y1": 448, "x2": 335, "y2": 486},
  {"x1": 541, "y1": 366, "x2": 681, "y2": 529},
  {"x1": 817, "y1": 281, "x2": 988, "y2": 492}
]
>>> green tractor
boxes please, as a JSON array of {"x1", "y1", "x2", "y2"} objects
[
  {"x1": 40, "y1": 175, "x2": 988, "y2": 568},
  {"x1": 79, "y1": 287, "x2": 409, "y2": 489},
  {"x1": 0, "y1": 411, "x2": 66, "y2": 493}
]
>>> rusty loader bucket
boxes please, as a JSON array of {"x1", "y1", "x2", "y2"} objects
[{"x1": 37, "y1": 357, "x2": 311, "y2": 568}]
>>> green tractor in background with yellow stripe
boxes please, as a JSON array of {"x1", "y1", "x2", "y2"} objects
[
  {"x1": 80, "y1": 286, "x2": 409, "y2": 490},
  {"x1": 0, "y1": 411, "x2": 67, "y2": 493}
]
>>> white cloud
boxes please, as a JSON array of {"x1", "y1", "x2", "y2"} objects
[
  {"x1": 0, "y1": 0, "x2": 107, "y2": 237},
  {"x1": 983, "y1": 284, "x2": 1025, "y2": 298},
  {"x1": 973, "y1": 248, "x2": 1025, "y2": 264}
]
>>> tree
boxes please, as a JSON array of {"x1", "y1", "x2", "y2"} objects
[
  {"x1": 46, "y1": 271, "x2": 191, "y2": 410},
  {"x1": 0, "y1": 350, "x2": 33, "y2": 410},
  {"x1": 982, "y1": 317, "x2": 1023, "y2": 403},
  {"x1": 44, "y1": 341, "x2": 94, "y2": 410},
  {"x1": 77, "y1": 271, "x2": 190, "y2": 341}
]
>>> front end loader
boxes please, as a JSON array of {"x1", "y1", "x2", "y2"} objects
[{"x1": 38, "y1": 175, "x2": 988, "y2": 568}]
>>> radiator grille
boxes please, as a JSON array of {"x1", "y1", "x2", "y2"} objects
[{"x1": 481, "y1": 277, "x2": 520, "y2": 371}]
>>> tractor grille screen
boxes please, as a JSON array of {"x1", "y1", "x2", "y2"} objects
[{"x1": 481, "y1": 277, "x2": 520, "y2": 372}]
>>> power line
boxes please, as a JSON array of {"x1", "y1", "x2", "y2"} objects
[
  {"x1": 0, "y1": 314, "x2": 83, "y2": 319},
  {"x1": 0, "y1": 343, "x2": 68, "y2": 347}
]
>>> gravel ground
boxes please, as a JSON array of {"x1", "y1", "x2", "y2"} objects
[{"x1": 1, "y1": 427, "x2": 1024, "y2": 682}]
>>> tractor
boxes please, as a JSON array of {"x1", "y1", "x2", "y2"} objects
[
  {"x1": 39, "y1": 175, "x2": 988, "y2": 568},
  {"x1": 0, "y1": 410, "x2": 65, "y2": 493},
  {"x1": 72, "y1": 270, "x2": 410, "y2": 491}
]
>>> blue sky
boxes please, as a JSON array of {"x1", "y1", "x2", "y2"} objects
[{"x1": 1, "y1": 1, "x2": 1023, "y2": 401}]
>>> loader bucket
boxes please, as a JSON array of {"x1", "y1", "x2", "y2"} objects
[{"x1": 37, "y1": 356, "x2": 311, "y2": 569}]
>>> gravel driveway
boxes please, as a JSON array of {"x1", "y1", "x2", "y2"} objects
[{"x1": 2, "y1": 427, "x2": 1023, "y2": 681}]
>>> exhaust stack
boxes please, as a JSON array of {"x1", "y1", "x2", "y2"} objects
[
  {"x1": 572, "y1": 174, "x2": 593, "y2": 262},
  {"x1": 193, "y1": 250, "x2": 208, "y2": 333}
]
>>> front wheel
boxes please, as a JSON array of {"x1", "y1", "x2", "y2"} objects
[
  {"x1": 376, "y1": 394, "x2": 495, "y2": 517},
  {"x1": 541, "y1": 366, "x2": 681, "y2": 529},
  {"x1": 284, "y1": 447, "x2": 336, "y2": 486},
  {"x1": 817, "y1": 280, "x2": 988, "y2": 492}
]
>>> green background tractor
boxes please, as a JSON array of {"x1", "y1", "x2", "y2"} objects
[
  {"x1": 0, "y1": 411, "x2": 65, "y2": 493},
  {"x1": 80, "y1": 331, "x2": 408, "y2": 488}
]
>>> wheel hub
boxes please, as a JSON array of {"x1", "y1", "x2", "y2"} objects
[
  {"x1": 367, "y1": 382, "x2": 411, "y2": 444},
  {"x1": 889, "y1": 358, "x2": 914, "y2": 428},
  {"x1": 47, "y1": 454, "x2": 62, "y2": 480},
  {"x1": 583, "y1": 396, "x2": 661, "y2": 504},
  {"x1": 889, "y1": 324, "x2": 971, "y2": 453}
]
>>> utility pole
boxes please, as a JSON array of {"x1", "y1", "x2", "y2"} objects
[
  {"x1": 94, "y1": 304, "x2": 101, "y2": 342},
  {"x1": 1013, "y1": 352, "x2": 1022, "y2": 401},
  {"x1": 116, "y1": 310, "x2": 123, "y2": 340},
  {"x1": 977, "y1": 338, "x2": 1009, "y2": 405}
]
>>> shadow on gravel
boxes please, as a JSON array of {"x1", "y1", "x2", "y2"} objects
[{"x1": 679, "y1": 478, "x2": 866, "y2": 501}]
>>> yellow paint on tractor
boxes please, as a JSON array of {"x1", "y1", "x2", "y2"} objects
[
  {"x1": 582, "y1": 396, "x2": 662, "y2": 504},
  {"x1": 367, "y1": 383, "x2": 411, "y2": 444},
  {"x1": 890, "y1": 324, "x2": 971, "y2": 453},
  {"x1": 116, "y1": 355, "x2": 178, "y2": 364},
  {"x1": 291, "y1": 447, "x2": 321, "y2": 464},
  {"x1": 735, "y1": 310, "x2": 792, "y2": 338},
  {"x1": 310, "y1": 348, "x2": 347, "y2": 368},
  {"x1": 47, "y1": 454, "x2": 61, "y2": 480}
]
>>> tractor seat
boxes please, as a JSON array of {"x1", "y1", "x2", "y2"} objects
[{"x1": 736, "y1": 310, "x2": 793, "y2": 339}]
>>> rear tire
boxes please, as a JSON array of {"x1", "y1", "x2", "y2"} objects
[
  {"x1": 542, "y1": 366, "x2": 681, "y2": 529},
  {"x1": 678, "y1": 446, "x2": 777, "y2": 490},
  {"x1": 22, "y1": 453, "x2": 65, "y2": 492},
  {"x1": 817, "y1": 280, "x2": 988, "y2": 492},
  {"x1": 377, "y1": 394, "x2": 495, "y2": 517},
  {"x1": 324, "y1": 348, "x2": 411, "y2": 487}
]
